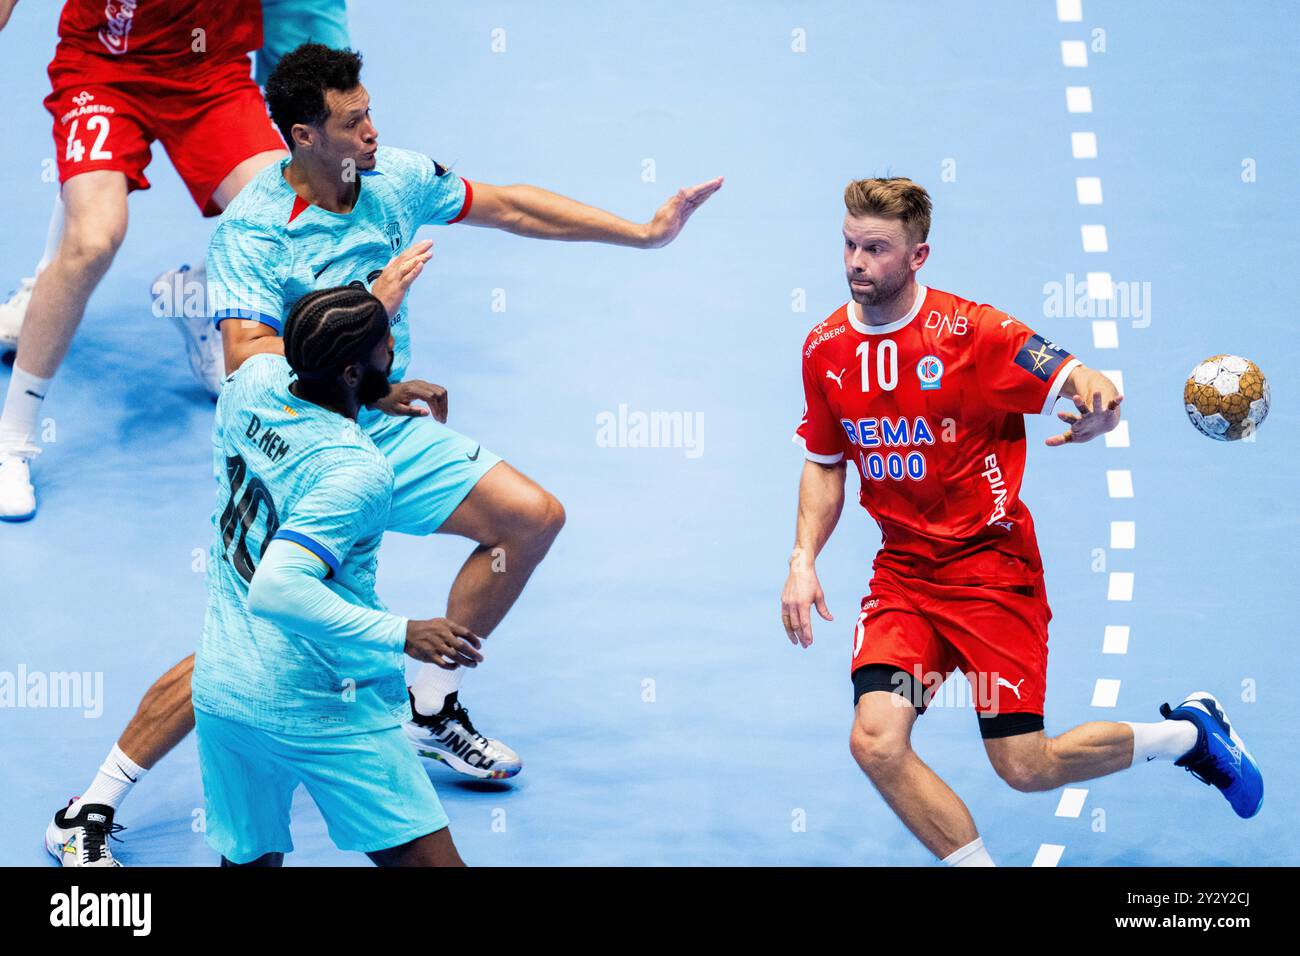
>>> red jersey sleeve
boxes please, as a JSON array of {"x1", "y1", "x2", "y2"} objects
[
  {"x1": 794, "y1": 347, "x2": 846, "y2": 463},
  {"x1": 973, "y1": 306, "x2": 1081, "y2": 415}
]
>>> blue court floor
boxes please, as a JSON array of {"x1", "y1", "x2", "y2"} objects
[{"x1": 1, "y1": 1, "x2": 1296, "y2": 865}]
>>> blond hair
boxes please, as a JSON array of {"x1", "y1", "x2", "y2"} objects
[{"x1": 843, "y1": 177, "x2": 932, "y2": 243}]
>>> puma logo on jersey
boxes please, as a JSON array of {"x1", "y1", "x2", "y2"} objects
[
  {"x1": 996, "y1": 677, "x2": 1025, "y2": 700},
  {"x1": 826, "y1": 368, "x2": 845, "y2": 389}
]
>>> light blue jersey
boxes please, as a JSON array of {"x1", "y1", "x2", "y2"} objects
[
  {"x1": 207, "y1": 145, "x2": 469, "y2": 384},
  {"x1": 256, "y1": 0, "x2": 351, "y2": 86},
  {"x1": 191, "y1": 353, "x2": 404, "y2": 736}
]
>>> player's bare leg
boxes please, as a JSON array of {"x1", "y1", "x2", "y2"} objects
[
  {"x1": 13, "y1": 171, "x2": 128, "y2": 377},
  {"x1": 0, "y1": 171, "x2": 128, "y2": 520},
  {"x1": 405, "y1": 461, "x2": 565, "y2": 778},
  {"x1": 436, "y1": 462, "x2": 566, "y2": 638},
  {"x1": 367, "y1": 827, "x2": 466, "y2": 867},
  {"x1": 44, "y1": 654, "x2": 197, "y2": 867},
  {"x1": 850, "y1": 691, "x2": 982, "y2": 859},
  {"x1": 116, "y1": 656, "x2": 197, "y2": 770},
  {"x1": 983, "y1": 724, "x2": 1140, "y2": 792},
  {"x1": 156, "y1": 149, "x2": 289, "y2": 396}
]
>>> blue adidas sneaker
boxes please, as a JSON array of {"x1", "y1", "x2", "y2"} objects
[{"x1": 1160, "y1": 691, "x2": 1263, "y2": 819}]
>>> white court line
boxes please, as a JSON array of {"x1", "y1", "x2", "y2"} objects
[
  {"x1": 1072, "y1": 131, "x2": 1098, "y2": 158},
  {"x1": 1076, "y1": 176, "x2": 1103, "y2": 204},
  {"x1": 1056, "y1": 789, "x2": 1089, "y2": 818},
  {"x1": 1066, "y1": 86, "x2": 1093, "y2": 112},
  {"x1": 1061, "y1": 40, "x2": 1088, "y2": 68},
  {"x1": 1103, "y1": 625, "x2": 1130, "y2": 654},
  {"x1": 1092, "y1": 320, "x2": 1119, "y2": 349},
  {"x1": 1106, "y1": 469, "x2": 1134, "y2": 498},
  {"x1": 1081, "y1": 224, "x2": 1109, "y2": 251},
  {"x1": 1033, "y1": 843, "x2": 1066, "y2": 867},
  {"x1": 1107, "y1": 571, "x2": 1134, "y2": 601},
  {"x1": 1104, "y1": 420, "x2": 1130, "y2": 448},
  {"x1": 1086, "y1": 271, "x2": 1113, "y2": 299},
  {"x1": 1057, "y1": 0, "x2": 1083, "y2": 22},
  {"x1": 1110, "y1": 520, "x2": 1135, "y2": 549},
  {"x1": 1092, "y1": 679, "x2": 1122, "y2": 708},
  {"x1": 1100, "y1": 369, "x2": 1124, "y2": 393}
]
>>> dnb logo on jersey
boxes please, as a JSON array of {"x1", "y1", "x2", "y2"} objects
[
  {"x1": 1015, "y1": 333, "x2": 1068, "y2": 382},
  {"x1": 916, "y1": 355, "x2": 944, "y2": 390}
]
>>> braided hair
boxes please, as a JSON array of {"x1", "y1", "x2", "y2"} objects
[{"x1": 282, "y1": 286, "x2": 389, "y2": 381}]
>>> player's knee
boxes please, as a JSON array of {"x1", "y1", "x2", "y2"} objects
[
  {"x1": 849, "y1": 720, "x2": 908, "y2": 777},
  {"x1": 61, "y1": 225, "x2": 124, "y2": 271},
  {"x1": 514, "y1": 488, "x2": 565, "y2": 550}
]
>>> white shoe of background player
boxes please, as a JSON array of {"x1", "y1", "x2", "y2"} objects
[
  {"x1": 152, "y1": 264, "x2": 224, "y2": 399},
  {"x1": 0, "y1": 276, "x2": 35, "y2": 350},
  {"x1": 0, "y1": 440, "x2": 38, "y2": 522}
]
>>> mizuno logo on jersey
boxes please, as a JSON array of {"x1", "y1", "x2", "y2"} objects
[{"x1": 1014, "y1": 333, "x2": 1068, "y2": 382}]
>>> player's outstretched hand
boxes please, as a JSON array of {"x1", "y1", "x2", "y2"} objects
[
  {"x1": 405, "y1": 617, "x2": 483, "y2": 670},
  {"x1": 371, "y1": 239, "x2": 434, "y2": 317},
  {"x1": 781, "y1": 561, "x2": 833, "y2": 649},
  {"x1": 642, "y1": 176, "x2": 724, "y2": 248},
  {"x1": 1046, "y1": 390, "x2": 1124, "y2": 446},
  {"x1": 371, "y1": 379, "x2": 448, "y2": 420}
]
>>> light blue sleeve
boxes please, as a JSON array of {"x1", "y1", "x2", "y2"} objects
[
  {"x1": 388, "y1": 148, "x2": 470, "y2": 226},
  {"x1": 270, "y1": 453, "x2": 391, "y2": 574},
  {"x1": 247, "y1": 539, "x2": 407, "y2": 653},
  {"x1": 207, "y1": 219, "x2": 289, "y2": 333}
]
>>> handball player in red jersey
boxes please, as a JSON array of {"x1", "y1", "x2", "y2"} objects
[
  {"x1": 781, "y1": 178, "x2": 1262, "y2": 866},
  {"x1": 0, "y1": 0, "x2": 288, "y2": 521}
]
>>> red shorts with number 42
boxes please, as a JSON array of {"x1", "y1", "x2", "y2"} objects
[
  {"x1": 851, "y1": 563, "x2": 1052, "y2": 718},
  {"x1": 44, "y1": 53, "x2": 284, "y2": 216}
]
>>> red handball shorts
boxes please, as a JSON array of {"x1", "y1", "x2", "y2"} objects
[
  {"x1": 45, "y1": 52, "x2": 284, "y2": 216},
  {"x1": 850, "y1": 563, "x2": 1053, "y2": 738}
]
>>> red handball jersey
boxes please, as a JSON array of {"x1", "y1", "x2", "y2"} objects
[
  {"x1": 794, "y1": 285, "x2": 1079, "y2": 586},
  {"x1": 53, "y1": 0, "x2": 262, "y2": 78}
]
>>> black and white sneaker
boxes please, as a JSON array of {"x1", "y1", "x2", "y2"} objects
[
  {"x1": 404, "y1": 692, "x2": 522, "y2": 780},
  {"x1": 45, "y1": 801, "x2": 125, "y2": 867}
]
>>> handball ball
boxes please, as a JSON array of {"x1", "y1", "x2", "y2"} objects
[{"x1": 1184, "y1": 354, "x2": 1269, "y2": 441}]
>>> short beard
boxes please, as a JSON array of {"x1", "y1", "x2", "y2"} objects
[
  {"x1": 850, "y1": 263, "x2": 911, "y2": 306},
  {"x1": 359, "y1": 367, "x2": 392, "y2": 407}
]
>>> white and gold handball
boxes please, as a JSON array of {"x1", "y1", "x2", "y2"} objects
[{"x1": 1183, "y1": 354, "x2": 1270, "y2": 441}]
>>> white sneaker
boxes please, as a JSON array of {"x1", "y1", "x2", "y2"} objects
[
  {"x1": 0, "y1": 444, "x2": 38, "y2": 521},
  {"x1": 404, "y1": 692, "x2": 523, "y2": 780},
  {"x1": 0, "y1": 276, "x2": 35, "y2": 350},
  {"x1": 46, "y1": 801, "x2": 125, "y2": 867},
  {"x1": 152, "y1": 264, "x2": 223, "y2": 398}
]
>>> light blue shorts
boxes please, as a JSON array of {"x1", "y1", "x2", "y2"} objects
[
  {"x1": 361, "y1": 409, "x2": 502, "y2": 536},
  {"x1": 256, "y1": 0, "x2": 351, "y2": 86},
  {"x1": 194, "y1": 708, "x2": 449, "y2": 863}
]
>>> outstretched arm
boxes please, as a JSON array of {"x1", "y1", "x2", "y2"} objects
[
  {"x1": 463, "y1": 176, "x2": 723, "y2": 248},
  {"x1": 0, "y1": 1, "x2": 18, "y2": 33},
  {"x1": 781, "y1": 460, "x2": 847, "y2": 648},
  {"x1": 1046, "y1": 364, "x2": 1123, "y2": 446}
]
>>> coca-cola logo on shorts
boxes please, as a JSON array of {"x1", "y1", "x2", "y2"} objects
[{"x1": 98, "y1": 0, "x2": 138, "y2": 56}]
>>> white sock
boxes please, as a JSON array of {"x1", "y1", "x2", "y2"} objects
[
  {"x1": 943, "y1": 836, "x2": 995, "y2": 867},
  {"x1": 0, "y1": 365, "x2": 52, "y2": 449},
  {"x1": 37, "y1": 193, "x2": 66, "y2": 273},
  {"x1": 1123, "y1": 719, "x2": 1198, "y2": 767},
  {"x1": 67, "y1": 744, "x2": 147, "y2": 815},
  {"x1": 410, "y1": 663, "x2": 465, "y2": 716}
]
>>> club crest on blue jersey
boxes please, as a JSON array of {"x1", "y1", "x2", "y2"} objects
[
  {"x1": 384, "y1": 220, "x2": 402, "y2": 251},
  {"x1": 1014, "y1": 333, "x2": 1068, "y2": 382},
  {"x1": 916, "y1": 355, "x2": 944, "y2": 390}
]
